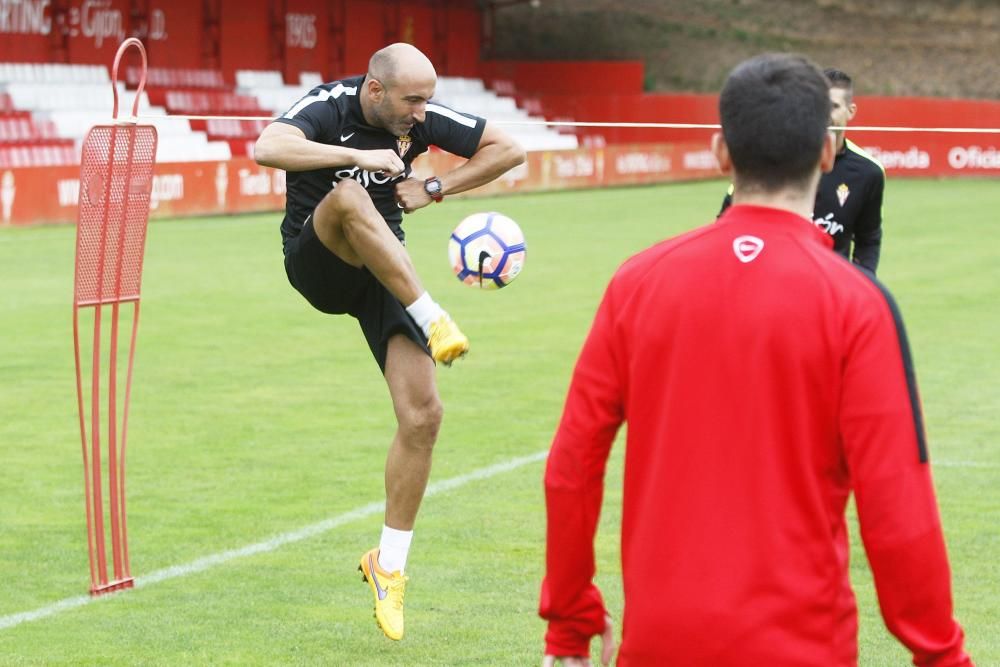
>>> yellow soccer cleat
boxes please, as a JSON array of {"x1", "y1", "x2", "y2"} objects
[
  {"x1": 358, "y1": 548, "x2": 409, "y2": 641},
  {"x1": 427, "y1": 314, "x2": 469, "y2": 365}
]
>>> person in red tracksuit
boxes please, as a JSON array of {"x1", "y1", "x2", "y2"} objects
[{"x1": 539, "y1": 53, "x2": 973, "y2": 667}]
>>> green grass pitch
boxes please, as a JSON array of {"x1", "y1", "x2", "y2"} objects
[{"x1": 0, "y1": 178, "x2": 997, "y2": 665}]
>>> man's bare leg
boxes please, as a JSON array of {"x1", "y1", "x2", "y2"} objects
[
  {"x1": 312, "y1": 178, "x2": 424, "y2": 305},
  {"x1": 383, "y1": 333, "x2": 442, "y2": 534},
  {"x1": 357, "y1": 335, "x2": 439, "y2": 640},
  {"x1": 311, "y1": 180, "x2": 468, "y2": 363}
]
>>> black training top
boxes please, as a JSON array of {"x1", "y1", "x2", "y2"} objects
[
  {"x1": 273, "y1": 75, "x2": 486, "y2": 245},
  {"x1": 719, "y1": 139, "x2": 886, "y2": 273}
]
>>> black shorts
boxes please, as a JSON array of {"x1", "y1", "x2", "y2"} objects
[{"x1": 282, "y1": 215, "x2": 429, "y2": 372}]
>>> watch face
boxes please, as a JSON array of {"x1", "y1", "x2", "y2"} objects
[{"x1": 426, "y1": 179, "x2": 441, "y2": 195}]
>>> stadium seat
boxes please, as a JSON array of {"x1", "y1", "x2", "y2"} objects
[
  {"x1": 299, "y1": 72, "x2": 323, "y2": 87},
  {"x1": 0, "y1": 117, "x2": 59, "y2": 143},
  {"x1": 164, "y1": 90, "x2": 267, "y2": 116},
  {"x1": 0, "y1": 68, "x2": 234, "y2": 163},
  {"x1": 0, "y1": 142, "x2": 77, "y2": 168},
  {"x1": 125, "y1": 67, "x2": 227, "y2": 90},
  {"x1": 432, "y1": 77, "x2": 578, "y2": 152},
  {"x1": 436, "y1": 76, "x2": 487, "y2": 97},
  {"x1": 233, "y1": 69, "x2": 312, "y2": 116},
  {"x1": 225, "y1": 138, "x2": 258, "y2": 158},
  {"x1": 0, "y1": 62, "x2": 108, "y2": 85},
  {"x1": 0, "y1": 63, "x2": 578, "y2": 164},
  {"x1": 192, "y1": 117, "x2": 270, "y2": 139},
  {"x1": 153, "y1": 132, "x2": 232, "y2": 162},
  {"x1": 3, "y1": 82, "x2": 152, "y2": 113},
  {"x1": 235, "y1": 70, "x2": 285, "y2": 89},
  {"x1": 185, "y1": 117, "x2": 268, "y2": 152},
  {"x1": 0, "y1": 92, "x2": 15, "y2": 114}
]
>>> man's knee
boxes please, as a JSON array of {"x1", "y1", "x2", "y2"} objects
[
  {"x1": 312, "y1": 180, "x2": 371, "y2": 264},
  {"x1": 399, "y1": 395, "x2": 443, "y2": 444},
  {"x1": 316, "y1": 178, "x2": 367, "y2": 223}
]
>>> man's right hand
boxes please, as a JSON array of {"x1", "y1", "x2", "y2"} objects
[
  {"x1": 542, "y1": 615, "x2": 616, "y2": 667},
  {"x1": 355, "y1": 149, "x2": 405, "y2": 177},
  {"x1": 255, "y1": 123, "x2": 405, "y2": 175}
]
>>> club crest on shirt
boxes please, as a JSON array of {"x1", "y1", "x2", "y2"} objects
[
  {"x1": 837, "y1": 183, "x2": 850, "y2": 206},
  {"x1": 397, "y1": 135, "x2": 412, "y2": 158},
  {"x1": 732, "y1": 235, "x2": 764, "y2": 263}
]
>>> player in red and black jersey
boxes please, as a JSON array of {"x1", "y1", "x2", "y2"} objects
[
  {"x1": 255, "y1": 43, "x2": 524, "y2": 641},
  {"x1": 540, "y1": 54, "x2": 971, "y2": 667},
  {"x1": 720, "y1": 69, "x2": 886, "y2": 273}
]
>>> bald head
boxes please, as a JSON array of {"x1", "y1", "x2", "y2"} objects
[
  {"x1": 368, "y1": 43, "x2": 436, "y2": 89},
  {"x1": 361, "y1": 43, "x2": 437, "y2": 136}
]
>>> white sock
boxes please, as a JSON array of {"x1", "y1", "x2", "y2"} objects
[
  {"x1": 405, "y1": 291, "x2": 445, "y2": 338},
  {"x1": 378, "y1": 525, "x2": 413, "y2": 574}
]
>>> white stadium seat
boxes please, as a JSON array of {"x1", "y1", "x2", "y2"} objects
[
  {"x1": 234, "y1": 69, "x2": 312, "y2": 116},
  {"x1": 431, "y1": 78, "x2": 577, "y2": 152},
  {"x1": 299, "y1": 72, "x2": 323, "y2": 87},
  {"x1": 235, "y1": 70, "x2": 285, "y2": 89},
  {"x1": 153, "y1": 132, "x2": 232, "y2": 162},
  {"x1": 0, "y1": 62, "x2": 108, "y2": 85}
]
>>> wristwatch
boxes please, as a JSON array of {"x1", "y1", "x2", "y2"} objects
[{"x1": 424, "y1": 176, "x2": 444, "y2": 203}]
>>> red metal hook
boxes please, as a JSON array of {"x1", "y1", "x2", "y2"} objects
[{"x1": 110, "y1": 38, "x2": 148, "y2": 120}]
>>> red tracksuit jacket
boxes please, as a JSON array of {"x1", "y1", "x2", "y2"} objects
[{"x1": 540, "y1": 204, "x2": 972, "y2": 666}]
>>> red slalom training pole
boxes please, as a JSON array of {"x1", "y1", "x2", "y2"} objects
[{"x1": 72, "y1": 38, "x2": 158, "y2": 596}]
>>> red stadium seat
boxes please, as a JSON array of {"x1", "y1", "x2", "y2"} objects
[
  {"x1": 224, "y1": 138, "x2": 258, "y2": 157},
  {"x1": 0, "y1": 117, "x2": 60, "y2": 144},
  {"x1": 125, "y1": 67, "x2": 227, "y2": 90},
  {"x1": 189, "y1": 117, "x2": 269, "y2": 139},
  {"x1": 0, "y1": 141, "x2": 77, "y2": 168},
  {"x1": 164, "y1": 90, "x2": 266, "y2": 116}
]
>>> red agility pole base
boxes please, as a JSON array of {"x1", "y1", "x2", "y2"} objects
[{"x1": 73, "y1": 38, "x2": 158, "y2": 596}]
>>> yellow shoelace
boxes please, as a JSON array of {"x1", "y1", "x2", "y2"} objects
[{"x1": 385, "y1": 575, "x2": 409, "y2": 611}]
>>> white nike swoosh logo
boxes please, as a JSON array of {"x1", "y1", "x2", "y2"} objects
[{"x1": 340, "y1": 132, "x2": 355, "y2": 142}]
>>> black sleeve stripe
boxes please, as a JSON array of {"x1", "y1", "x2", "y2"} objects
[{"x1": 857, "y1": 268, "x2": 929, "y2": 463}]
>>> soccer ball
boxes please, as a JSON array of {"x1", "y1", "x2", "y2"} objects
[{"x1": 448, "y1": 212, "x2": 526, "y2": 290}]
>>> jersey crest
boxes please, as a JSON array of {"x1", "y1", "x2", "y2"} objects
[
  {"x1": 396, "y1": 135, "x2": 412, "y2": 158},
  {"x1": 836, "y1": 183, "x2": 850, "y2": 206},
  {"x1": 732, "y1": 235, "x2": 764, "y2": 263}
]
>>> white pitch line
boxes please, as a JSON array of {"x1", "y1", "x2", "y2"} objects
[
  {"x1": 0, "y1": 450, "x2": 549, "y2": 632},
  {"x1": 934, "y1": 459, "x2": 997, "y2": 468}
]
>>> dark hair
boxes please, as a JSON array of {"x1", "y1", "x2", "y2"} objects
[
  {"x1": 824, "y1": 68, "x2": 853, "y2": 102},
  {"x1": 719, "y1": 54, "x2": 831, "y2": 192}
]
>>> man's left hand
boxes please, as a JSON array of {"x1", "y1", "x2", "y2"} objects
[{"x1": 394, "y1": 177, "x2": 433, "y2": 213}]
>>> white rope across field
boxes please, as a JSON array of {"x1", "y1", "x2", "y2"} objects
[
  {"x1": 128, "y1": 113, "x2": 1000, "y2": 134},
  {"x1": 501, "y1": 122, "x2": 1000, "y2": 134}
]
